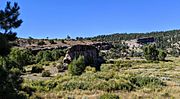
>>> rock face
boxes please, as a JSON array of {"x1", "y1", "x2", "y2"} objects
[
  {"x1": 63, "y1": 45, "x2": 104, "y2": 70},
  {"x1": 137, "y1": 37, "x2": 155, "y2": 44}
]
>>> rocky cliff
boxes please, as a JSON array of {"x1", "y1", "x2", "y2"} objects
[{"x1": 63, "y1": 45, "x2": 105, "y2": 70}]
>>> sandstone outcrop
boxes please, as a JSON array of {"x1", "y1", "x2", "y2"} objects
[{"x1": 63, "y1": 45, "x2": 105, "y2": 70}]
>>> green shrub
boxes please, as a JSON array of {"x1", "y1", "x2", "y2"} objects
[
  {"x1": 10, "y1": 68, "x2": 21, "y2": 76},
  {"x1": 94, "y1": 79, "x2": 134, "y2": 91},
  {"x1": 49, "y1": 40, "x2": 56, "y2": 44},
  {"x1": 95, "y1": 72, "x2": 114, "y2": 81},
  {"x1": 143, "y1": 44, "x2": 159, "y2": 61},
  {"x1": 62, "y1": 80, "x2": 90, "y2": 91},
  {"x1": 129, "y1": 76, "x2": 165, "y2": 88},
  {"x1": 42, "y1": 70, "x2": 51, "y2": 77},
  {"x1": 51, "y1": 49, "x2": 65, "y2": 61},
  {"x1": 37, "y1": 41, "x2": 45, "y2": 45},
  {"x1": 100, "y1": 93, "x2": 119, "y2": 99},
  {"x1": 36, "y1": 51, "x2": 53, "y2": 62},
  {"x1": 56, "y1": 57, "x2": 65, "y2": 72},
  {"x1": 31, "y1": 65, "x2": 44, "y2": 73},
  {"x1": 94, "y1": 80, "x2": 112, "y2": 91},
  {"x1": 118, "y1": 81, "x2": 134, "y2": 91},
  {"x1": 9, "y1": 48, "x2": 34, "y2": 69},
  {"x1": 115, "y1": 61, "x2": 132, "y2": 68},
  {"x1": 85, "y1": 66, "x2": 96, "y2": 73},
  {"x1": 158, "y1": 50, "x2": 167, "y2": 61},
  {"x1": 143, "y1": 44, "x2": 167, "y2": 61},
  {"x1": 68, "y1": 56, "x2": 86, "y2": 75},
  {"x1": 35, "y1": 51, "x2": 44, "y2": 63},
  {"x1": 36, "y1": 50, "x2": 65, "y2": 63},
  {"x1": 42, "y1": 51, "x2": 53, "y2": 62}
]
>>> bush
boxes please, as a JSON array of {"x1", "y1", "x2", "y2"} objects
[
  {"x1": 143, "y1": 44, "x2": 167, "y2": 61},
  {"x1": 129, "y1": 76, "x2": 165, "y2": 88},
  {"x1": 36, "y1": 51, "x2": 53, "y2": 63},
  {"x1": 42, "y1": 51, "x2": 53, "y2": 62},
  {"x1": 100, "y1": 93, "x2": 119, "y2": 99},
  {"x1": 158, "y1": 50, "x2": 167, "y2": 61},
  {"x1": 68, "y1": 56, "x2": 86, "y2": 75},
  {"x1": 56, "y1": 56, "x2": 66, "y2": 72},
  {"x1": 95, "y1": 72, "x2": 114, "y2": 81},
  {"x1": 31, "y1": 65, "x2": 44, "y2": 73},
  {"x1": 51, "y1": 50, "x2": 65, "y2": 61},
  {"x1": 35, "y1": 50, "x2": 65, "y2": 63},
  {"x1": 35, "y1": 51, "x2": 44, "y2": 63},
  {"x1": 115, "y1": 61, "x2": 132, "y2": 68},
  {"x1": 62, "y1": 80, "x2": 90, "y2": 91},
  {"x1": 85, "y1": 66, "x2": 96, "y2": 73},
  {"x1": 94, "y1": 79, "x2": 134, "y2": 91},
  {"x1": 143, "y1": 44, "x2": 159, "y2": 61},
  {"x1": 9, "y1": 48, "x2": 34, "y2": 69},
  {"x1": 37, "y1": 41, "x2": 45, "y2": 45},
  {"x1": 42, "y1": 70, "x2": 51, "y2": 77},
  {"x1": 49, "y1": 40, "x2": 56, "y2": 44}
]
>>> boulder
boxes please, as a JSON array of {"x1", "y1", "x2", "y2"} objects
[{"x1": 63, "y1": 45, "x2": 105, "y2": 70}]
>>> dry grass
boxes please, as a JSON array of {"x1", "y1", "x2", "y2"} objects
[{"x1": 24, "y1": 57, "x2": 180, "y2": 99}]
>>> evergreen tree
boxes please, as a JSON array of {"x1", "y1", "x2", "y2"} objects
[
  {"x1": 68, "y1": 56, "x2": 86, "y2": 75},
  {"x1": 0, "y1": 2, "x2": 23, "y2": 41},
  {"x1": 143, "y1": 44, "x2": 159, "y2": 61},
  {"x1": 0, "y1": 2, "x2": 25, "y2": 98},
  {"x1": 143, "y1": 44, "x2": 167, "y2": 61}
]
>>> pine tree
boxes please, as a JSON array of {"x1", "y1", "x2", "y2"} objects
[
  {"x1": 0, "y1": 2, "x2": 23, "y2": 41},
  {"x1": 0, "y1": 2, "x2": 25, "y2": 98},
  {"x1": 143, "y1": 44, "x2": 159, "y2": 61}
]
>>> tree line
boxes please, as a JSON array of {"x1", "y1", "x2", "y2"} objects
[{"x1": 85, "y1": 30, "x2": 180, "y2": 49}]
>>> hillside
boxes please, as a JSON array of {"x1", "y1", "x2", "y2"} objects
[
  {"x1": 1, "y1": 1, "x2": 180, "y2": 99},
  {"x1": 86, "y1": 30, "x2": 180, "y2": 49}
]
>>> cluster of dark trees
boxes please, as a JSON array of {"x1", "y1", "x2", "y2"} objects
[{"x1": 85, "y1": 30, "x2": 180, "y2": 49}]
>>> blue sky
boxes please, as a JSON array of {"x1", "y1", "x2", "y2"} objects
[{"x1": 0, "y1": 0, "x2": 180, "y2": 39}]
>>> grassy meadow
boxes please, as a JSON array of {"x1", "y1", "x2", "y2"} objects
[{"x1": 22, "y1": 57, "x2": 180, "y2": 99}]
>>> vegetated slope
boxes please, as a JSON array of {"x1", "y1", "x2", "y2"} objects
[
  {"x1": 23, "y1": 57, "x2": 180, "y2": 98},
  {"x1": 86, "y1": 30, "x2": 180, "y2": 49}
]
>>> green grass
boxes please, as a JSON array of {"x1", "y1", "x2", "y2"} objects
[{"x1": 22, "y1": 57, "x2": 180, "y2": 98}]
